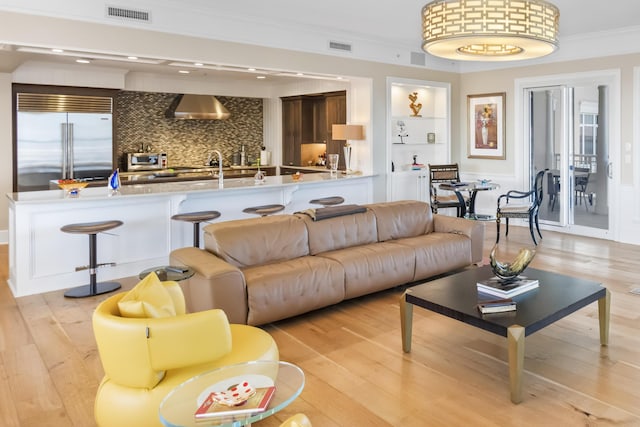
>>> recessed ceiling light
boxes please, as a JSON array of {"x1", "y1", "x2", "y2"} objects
[
  {"x1": 127, "y1": 56, "x2": 138, "y2": 60},
  {"x1": 76, "y1": 58, "x2": 91, "y2": 64},
  {"x1": 194, "y1": 63, "x2": 203, "y2": 67},
  {"x1": 178, "y1": 70, "x2": 190, "y2": 74},
  {"x1": 296, "y1": 73, "x2": 304, "y2": 76},
  {"x1": 337, "y1": 76, "x2": 344, "y2": 80},
  {"x1": 52, "y1": 48, "x2": 64, "y2": 53},
  {"x1": 257, "y1": 75, "x2": 266, "y2": 79},
  {"x1": 248, "y1": 68, "x2": 256, "y2": 71}
]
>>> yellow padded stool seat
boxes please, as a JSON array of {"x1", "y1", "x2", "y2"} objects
[{"x1": 93, "y1": 287, "x2": 278, "y2": 427}]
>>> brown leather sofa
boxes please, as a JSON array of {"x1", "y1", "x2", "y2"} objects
[{"x1": 170, "y1": 200, "x2": 484, "y2": 325}]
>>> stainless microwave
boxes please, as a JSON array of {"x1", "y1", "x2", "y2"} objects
[{"x1": 126, "y1": 153, "x2": 168, "y2": 171}]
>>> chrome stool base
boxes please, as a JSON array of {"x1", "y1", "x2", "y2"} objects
[{"x1": 64, "y1": 281, "x2": 121, "y2": 298}]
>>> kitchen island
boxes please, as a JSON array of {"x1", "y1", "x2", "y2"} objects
[{"x1": 8, "y1": 173, "x2": 374, "y2": 297}]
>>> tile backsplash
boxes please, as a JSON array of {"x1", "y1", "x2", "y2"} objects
[{"x1": 115, "y1": 91, "x2": 264, "y2": 169}]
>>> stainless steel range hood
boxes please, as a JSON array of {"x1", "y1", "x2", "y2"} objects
[{"x1": 172, "y1": 94, "x2": 231, "y2": 120}]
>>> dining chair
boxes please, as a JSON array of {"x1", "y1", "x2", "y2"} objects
[
  {"x1": 574, "y1": 167, "x2": 591, "y2": 209},
  {"x1": 547, "y1": 170, "x2": 560, "y2": 211},
  {"x1": 496, "y1": 169, "x2": 546, "y2": 245},
  {"x1": 428, "y1": 163, "x2": 467, "y2": 216}
]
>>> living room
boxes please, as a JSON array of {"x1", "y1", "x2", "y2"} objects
[{"x1": 1, "y1": 1, "x2": 640, "y2": 426}]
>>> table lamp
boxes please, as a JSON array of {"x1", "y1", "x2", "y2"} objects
[{"x1": 332, "y1": 124, "x2": 365, "y2": 174}]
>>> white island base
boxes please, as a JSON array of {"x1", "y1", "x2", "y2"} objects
[{"x1": 7, "y1": 173, "x2": 373, "y2": 297}]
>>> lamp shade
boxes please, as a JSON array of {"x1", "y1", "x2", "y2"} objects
[
  {"x1": 422, "y1": 0, "x2": 559, "y2": 61},
  {"x1": 332, "y1": 124, "x2": 365, "y2": 140}
]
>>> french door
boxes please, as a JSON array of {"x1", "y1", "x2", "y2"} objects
[{"x1": 526, "y1": 84, "x2": 611, "y2": 238}]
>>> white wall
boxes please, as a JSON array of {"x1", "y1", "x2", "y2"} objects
[
  {"x1": 3, "y1": 10, "x2": 640, "y2": 245},
  {"x1": 0, "y1": 73, "x2": 11, "y2": 243},
  {"x1": 458, "y1": 56, "x2": 640, "y2": 245},
  {"x1": 0, "y1": 10, "x2": 460, "y2": 242}
]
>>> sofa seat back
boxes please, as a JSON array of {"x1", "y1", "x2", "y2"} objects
[
  {"x1": 366, "y1": 200, "x2": 434, "y2": 241},
  {"x1": 204, "y1": 215, "x2": 309, "y2": 268},
  {"x1": 297, "y1": 209, "x2": 378, "y2": 255}
]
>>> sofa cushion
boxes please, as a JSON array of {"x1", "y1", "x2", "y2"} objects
[
  {"x1": 297, "y1": 209, "x2": 378, "y2": 255},
  {"x1": 243, "y1": 256, "x2": 345, "y2": 325},
  {"x1": 117, "y1": 273, "x2": 180, "y2": 318},
  {"x1": 204, "y1": 215, "x2": 309, "y2": 268},
  {"x1": 318, "y1": 242, "x2": 416, "y2": 299},
  {"x1": 366, "y1": 200, "x2": 434, "y2": 241},
  {"x1": 391, "y1": 233, "x2": 472, "y2": 281}
]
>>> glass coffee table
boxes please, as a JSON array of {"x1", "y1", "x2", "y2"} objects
[
  {"x1": 400, "y1": 266, "x2": 610, "y2": 403},
  {"x1": 139, "y1": 265, "x2": 195, "y2": 282},
  {"x1": 159, "y1": 360, "x2": 305, "y2": 427}
]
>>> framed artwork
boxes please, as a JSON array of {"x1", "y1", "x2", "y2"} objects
[{"x1": 467, "y1": 92, "x2": 505, "y2": 159}]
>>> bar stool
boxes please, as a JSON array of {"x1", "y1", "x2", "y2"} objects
[
  {"x1": 61, "y1": 220, "x2": 123, "y2": 298},
  {"x1": 243, "y1": 204, "x2": 285, "y2": 216},
  {"x1": 309, "y1": 196, "x2": 345, "y2": 206},
  {"x1": 171, "y1": 210, "x2": 221, "y2": 247}
]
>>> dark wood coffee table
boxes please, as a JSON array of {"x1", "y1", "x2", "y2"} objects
[{"x1": 400, "y1": 266, "x2": 610, "y2": 403}]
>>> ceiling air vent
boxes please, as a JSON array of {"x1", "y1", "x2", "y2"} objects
[
  {"x1": 329, "y1": 41, "x2": 352, "y2": 53},
  {"x1": 410, "y1": 51, "x2": 426, "y2": 66},
  {"x1": 106, "y1": 5, "x2": 151, "y2": 22}
]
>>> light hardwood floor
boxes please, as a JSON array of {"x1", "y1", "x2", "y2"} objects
[{"x1": 1, "y1": 224, "x2": 639, "y2": 427}]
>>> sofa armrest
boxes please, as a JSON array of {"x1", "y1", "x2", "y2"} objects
[
  {"x1": 170, "y1": 247, "x2": 248, "y2": 324},
  {"x1": 433, "y1": 214, "x2": 485, "y2": 264}
]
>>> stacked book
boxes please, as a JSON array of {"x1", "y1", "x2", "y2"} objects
[
  {"x1": 476, "y1": 276, "x2": 539, "y2": 314},
  {"x1": 477, "y1": 298, "x2": 516, "y2": 314},
  {"x1": 195, "y1": 385, "x2": 276, "y2": 421},
  {"x1": 477, "y1": 276, "x2": 539, "y2": 298}
]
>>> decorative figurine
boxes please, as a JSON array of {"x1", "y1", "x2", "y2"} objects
[
  {"x1": 408, "y1": 92, "x2": 422, "y2": 117},
  {"x1": 397, "y1": 120, "x2": 408, "y2": 144}
]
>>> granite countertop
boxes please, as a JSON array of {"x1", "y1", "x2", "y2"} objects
[{"x1": 9, "y1": 172, "x2": 373, "y2": 204}]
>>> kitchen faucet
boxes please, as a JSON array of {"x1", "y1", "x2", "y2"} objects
[{"x1": 210, "y1": 150, "x2": 223, "y2": 188}]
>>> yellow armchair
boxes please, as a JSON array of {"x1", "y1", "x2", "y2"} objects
[{"x1": 92, "y1": 283, "x2": 279, "y2": 427}]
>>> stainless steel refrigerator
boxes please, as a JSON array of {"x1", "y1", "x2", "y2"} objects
[{"x1": 15, "y1": 92, "x2": 114, "y2": 192}]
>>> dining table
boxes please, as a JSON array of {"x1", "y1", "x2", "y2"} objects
[{"x1": 438, "y1": 181, "x2": 500, "y2": 220}]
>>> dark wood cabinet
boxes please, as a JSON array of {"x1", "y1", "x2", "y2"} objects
[
  {"x1": 281, "y1": 97, "x2": 303, "y2": 166},
  {"x1": 325, "y1": 92, "x2": 347, "y2": 169},
  {"x1": 281, "y1": 91, "x2": 345, "y2": 167}
]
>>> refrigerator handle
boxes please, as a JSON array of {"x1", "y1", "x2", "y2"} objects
[
  {"x1": 61, "y1": 123, "x2": 68, "y2": 179},
  {"x1": 68, "y1": 123, "x2": 74, "y2": 179}
]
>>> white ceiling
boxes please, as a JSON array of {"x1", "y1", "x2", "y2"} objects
[
  {"x1": 1, "y1": 0, "x2": 640, "y2": 79},
  {"x1": 180, "y1": 0, "x2": 640, "y2": 48}
]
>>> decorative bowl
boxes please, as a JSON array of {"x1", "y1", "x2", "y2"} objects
[
  {"x1": 489, "y1": 244, "x2": 536, "y2": 281},
  {"x1": 57, "y1": 180, "x2": 89, "y2": 196}
]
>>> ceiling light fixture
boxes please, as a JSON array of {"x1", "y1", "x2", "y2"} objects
[
  {"x1": 75, "y1": 58, "x2": 91, "y2": 64},
  {"x1": 421, "y1": 0, "x2": 559, "y2": 61}
]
